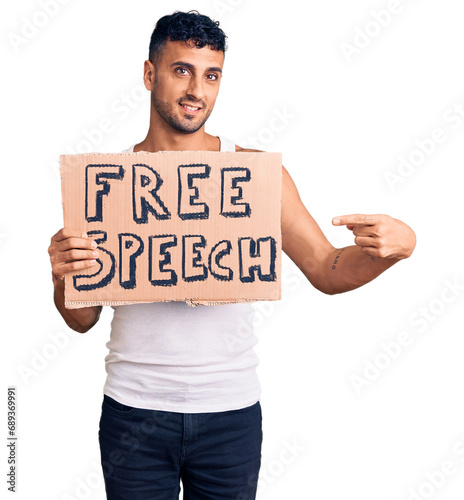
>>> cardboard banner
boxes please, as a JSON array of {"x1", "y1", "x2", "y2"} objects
[{"x1": 60, "y1": 151, "x2": 282, "y2": 308}]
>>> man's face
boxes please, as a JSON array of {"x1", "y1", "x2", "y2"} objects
[{"x1": 150, "y1": 40, "x2": 224, "y2": 134}]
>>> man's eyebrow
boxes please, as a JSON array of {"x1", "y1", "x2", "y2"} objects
[{"x1": 171, "y1": 61, "x2": 222, "y2": 73}]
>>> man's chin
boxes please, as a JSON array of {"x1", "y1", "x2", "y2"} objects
[
  {"x1": 174, "y1": 124, "x2": 203, "y2": 134},
  {"x1": 172, "y1": 117, "x2": 208, "y2": 134}
]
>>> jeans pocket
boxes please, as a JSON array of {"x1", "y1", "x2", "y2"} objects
[{"x1": 103, "y1": 395, "x2": 136, "y2": 415}]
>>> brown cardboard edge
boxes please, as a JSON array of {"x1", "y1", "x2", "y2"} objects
[
  {"x1": 59, "y1": 151, "x2": 282, "y2": 157},
  {"x1": 64, "y1": 295, "x2": 281, "y2": 309}
]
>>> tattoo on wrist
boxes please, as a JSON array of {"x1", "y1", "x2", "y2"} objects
[{"x1": 331, "y1": 248, "x2": 345, "y2": 270}]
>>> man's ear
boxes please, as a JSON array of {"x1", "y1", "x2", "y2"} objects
[{"x1": 143, "y1": 60, "x2": 156, "y2": 91}]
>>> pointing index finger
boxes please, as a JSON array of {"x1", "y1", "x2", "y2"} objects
[{"x1": 332, "y1": 214, "x2": 376, "y2": 226}]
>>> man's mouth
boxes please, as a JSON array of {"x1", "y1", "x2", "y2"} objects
[{"x1": 179, "y1": 103, "x2": 202, "y2": 114}]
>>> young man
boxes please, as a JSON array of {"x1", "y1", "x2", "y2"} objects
[{"x1": 48, "y1": 10, "x2": 416, "y2": 500}]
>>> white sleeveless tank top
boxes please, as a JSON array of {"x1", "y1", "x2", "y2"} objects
[{"x1": 102, "y1": 136, "x2": 261, "y2": 413}]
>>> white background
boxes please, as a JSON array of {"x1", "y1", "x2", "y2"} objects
[{"x1": 2, "y1": 0, "x2": 464, "y2": 499}]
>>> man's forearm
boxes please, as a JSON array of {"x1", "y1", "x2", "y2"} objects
[
  {"x1": 53, "y1": 276, "x2": 102, "y2": 333},
  {"x1": 315, "y1": 245, "x2": 400, "y2": 295}
]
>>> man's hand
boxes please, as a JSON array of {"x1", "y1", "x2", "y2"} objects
[
  {"x1": 48, "y1": 228, "x2": 102, "y2": 333},
  {"x1": 332, "y1": 214, "x2": 416, "y2": 260},
  {"x1": 48, "y1": 228, "x2": 99, "y2": 282}
]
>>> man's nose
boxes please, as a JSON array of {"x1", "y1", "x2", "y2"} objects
[{"x1": 185, "y1": 75, "x2": 205, "y2": 102}]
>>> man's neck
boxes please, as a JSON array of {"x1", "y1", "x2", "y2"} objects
[{"x1": 134, "y1": 125, "x2": 220, "y2": 153}]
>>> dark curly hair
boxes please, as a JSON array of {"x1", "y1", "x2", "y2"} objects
[{"x1": 148, "y1": 10, "x2": 227, "y2": 63}]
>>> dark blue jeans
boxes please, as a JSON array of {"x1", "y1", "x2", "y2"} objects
[{"x1": 98, "y1": 395, "x2": 263, "y2": 499}]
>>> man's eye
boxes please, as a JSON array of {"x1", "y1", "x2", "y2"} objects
[
  {"x1": 206, "y1": 74, "x2": 218, "y2": 81},
  {"x1": 176, "y1": 68, "x2": 188, "y2": 75}
]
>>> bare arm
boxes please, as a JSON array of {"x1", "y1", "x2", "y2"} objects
[
  {"x1": 281, "y1": 166, "x2": 416, "y2": 294},
  {"x1": 48, "y1": 228, "x2": 102, "y2": 333}
]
